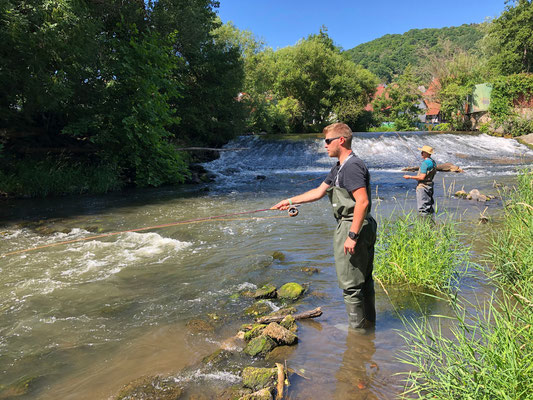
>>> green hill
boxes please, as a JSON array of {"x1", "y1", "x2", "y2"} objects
[{"x1": 344, "y1": 24, "x2": 485, "y2": 83}]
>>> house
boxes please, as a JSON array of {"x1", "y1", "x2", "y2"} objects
[
  {"x1": 423, "y1": 78, "x2": 443, "y2": 124},
  {"x1": 364, "y1": 84, "x2": 389, "y2": 112}
]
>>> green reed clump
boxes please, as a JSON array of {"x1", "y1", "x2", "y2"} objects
[
  {"x1": 399, "y1": 288, "x2": 533, "y2": 400},
  {"x1": 398, "y1": 169, "x2": 533, "y2": 399},
  {"x1": 374, "y1": 213, "x2": 470, "y2": 292},
  {"x1": 488, "y1": 168, "x2": 533, "y2": 285},
  {"x1": 0, "y1": 157, "x2": 123, "y2": 197}
]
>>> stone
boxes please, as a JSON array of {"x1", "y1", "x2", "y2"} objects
[
  {"x1": 244, "y1": 336, "x2": 277, "y2": 357},
  {"x1": 239, "y1": 388, "x2": 273, "y2": 400},
  {"x1": 244, "y1": 301, "x2": 271, "y2": 317},
  {"x1": 217, "y1": 386, "x2": 253, "y2": 400},
  {"x1": 243, "y1": 324, "x2": 267, "y2": 341},
  {"x1": 201, "y1": 349, "x2": 233, "y2": 366},
  {"x1": 467, "y1": 189, "x2": 488, "y2": 202},
  {"x1": 300, "y1": 266, "x2": 319, "y2": 274},
  {"x1": 454, "y1": 190, "x2": 468, "y2": 198},
  {"x1": 115, "y1": 376, "x2": 182, "y2": 400},
  {"x1": 437, "y1": 163, "x2": 463, "y2": 173},
  {"x1": 0, "y1": 376, "x2": 40, "y2": 398},
  {"x1": 279, "y1": 315, "x2": 297, "y2": 332},
  {"x1": 271, "y1": 251, "x2": 285, "y2": 261},
  {"x1": 277, "y1": 283, "x2": 304, "y2": 300},
  {"x1": 265, "y1": 307, "x2": 297, "y2": 318},
  {"x1": 186, "y1": 319, "x2": 214, "y2": 334},
  {"x1": 265, "y1": 345, "x2": 298, "y2": 362},
  {"x1": 262, "y1": 322, "x2": 298, "y2": 345},
  {"x1": 253, "y1": 285, "x2": 277, "y2": 299},
  {"x1": 241, "y1": 367, "x2": 277, "y2": 391}
]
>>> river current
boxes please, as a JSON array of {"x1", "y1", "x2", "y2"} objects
[{"x1": 1, "y1": 132, "x2": 532, "y2": 399}]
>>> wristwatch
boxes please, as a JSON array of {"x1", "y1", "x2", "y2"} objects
[{"x1": 348, "y1": 231, "x2": 359, "y2": 241}]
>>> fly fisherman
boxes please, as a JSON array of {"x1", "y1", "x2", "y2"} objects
[
  {"x1": 272, "y1": 123, "x2": 377, "y2": 330},
  {"x1": 403, "y1": 145, "x2": 437, "y2": 215}
]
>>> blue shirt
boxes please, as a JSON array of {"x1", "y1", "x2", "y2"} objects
[{"x1": 420, "y1": 158, "x2": 436, "y2": 174}]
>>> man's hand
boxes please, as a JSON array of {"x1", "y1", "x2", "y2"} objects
[
  {"x1": 271, "y1": 199, "x2": 291, "y2": 210},
  {"x1": 403, "y1": 175, "x2": 411, "y2": 179},
  {"x1": 344, "y1": 237, "x2": 356, "y2": 255}
]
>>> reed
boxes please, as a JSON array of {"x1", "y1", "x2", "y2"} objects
[
  {"x1": 398, "y1": 169, "x2": 533, "y2": 399},
  {"x1": 487, "y1": 168, "x2": 533, "y2": 286},
  {"x1": 374, "y1": 212, "x2": 470, "y2": 292}
]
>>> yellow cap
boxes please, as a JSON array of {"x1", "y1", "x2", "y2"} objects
[{"x1": 417, "y1": 145, "x2": 434, "y2": 154}]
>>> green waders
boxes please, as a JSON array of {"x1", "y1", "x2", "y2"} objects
[{"x1": 327, "y1": 186, "x2": 377, "y2": 330}]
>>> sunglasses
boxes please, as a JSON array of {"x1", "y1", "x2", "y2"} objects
[{"x1": 325, "y1": 136, "x2": 342, "y2": 145}]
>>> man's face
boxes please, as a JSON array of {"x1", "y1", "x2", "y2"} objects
[
  {"x1": 325, "y1": 133, "x2": 343, "y2": 158},
  {"x1": 421, "y1": 151, "x2": 430, "y2": 158}
]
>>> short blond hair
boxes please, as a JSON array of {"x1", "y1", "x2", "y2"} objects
[{"x1": 323, "y1": 122, "x2": 353, "y2": 147}]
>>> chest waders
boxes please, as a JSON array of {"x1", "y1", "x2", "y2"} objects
[
  {"x1": 416, "y1": 159, "x2": 437, "y2": 215},
  {"x1": 327, "y1": 186, "x2": 377, "y2": 329}
]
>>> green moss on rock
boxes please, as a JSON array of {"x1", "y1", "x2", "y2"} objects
[
  {"x1": 241, "y1": 367, "x2": 277, "y2": 391},
  {"x1": 253, "y1": 285, "x2": 277, "y2": 299},
  {"x1": 244, "y1": 301, "x2": 271, "y2": 317},
  {"x1": 280, "y1": 315, "x2": 297, "y2": 332},
  {"x1": 244, "y1": 324, "x2": 267, "y2": 341},
  {"x1": 272, "y1": 251, "x2": 285, "y2": 261},
  {"x1": 244, "y1": 335, "x2": 277, "y2": 357},
  {"x1": 277, "y1": 283, "x2": 304, "y2": 300},
  {"x1": 115, "y1": 376, "x2": 182, "y2": 400}
]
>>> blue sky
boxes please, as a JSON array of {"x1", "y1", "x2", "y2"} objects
[{"x1": 216, "y1": 0, "x2": 507, "y2": 50}]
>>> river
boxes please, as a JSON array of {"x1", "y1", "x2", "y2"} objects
[{"x1": 1, "y1": 132, "x2": 532, "y2": 399}]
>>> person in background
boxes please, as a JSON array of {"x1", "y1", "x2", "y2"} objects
[
  {"x1": 403, "y1": 145, "x2": 437, "y2": 215},
  {"x1": 272, "y1": 122, "x2": 377, "y2": 330}
]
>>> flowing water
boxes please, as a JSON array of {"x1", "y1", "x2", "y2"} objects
[{"x1": 1, "y1": 132, "x2": 532, "y2": 399}]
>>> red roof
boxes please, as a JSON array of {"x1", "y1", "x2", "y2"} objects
[
  {"x1": 423, "y1": 78, "x2": 441, "y2": 116},
  {"x1": 365, "y1": 84, "x2": 390, "y2": 112}
]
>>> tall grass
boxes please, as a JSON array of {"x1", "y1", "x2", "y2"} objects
[
  {"x1": 375, "y1": 212, "x2": 470, "y2": 292},
  {"x1": 487, "y1": 168, "x2": 533, "y2": 287},
  {"x1": 398, "y1": 169, "x2": 533, "y2": 400},
  {"x1": 0, "y1": 157, "x2": 123, "y2": 197}
]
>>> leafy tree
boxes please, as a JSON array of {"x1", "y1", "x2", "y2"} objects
[{"x1": 484, "y1": 0, "x2": 533, "y2": 75}]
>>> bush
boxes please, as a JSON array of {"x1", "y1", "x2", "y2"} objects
[{"x1": 434, "y1": 122, "x2": 452, "y2": 131}]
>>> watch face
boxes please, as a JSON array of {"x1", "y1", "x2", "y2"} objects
[{"x1": 349, "y1": 232, "x2": 358, "y2": 240}]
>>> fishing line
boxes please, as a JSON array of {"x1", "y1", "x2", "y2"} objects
[
  {"x1": 393, "y1": 131, "x2": 420, "y2": 165},
  {"x1": 1, "y1": 207, "x2": 300, "y2": 258}
]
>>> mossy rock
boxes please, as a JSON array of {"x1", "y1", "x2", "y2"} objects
[
  {"x1": 243, "y1": 324, "x2": 267, "y2": 341},
  {"x1": 217, "y1": 385, "x2": 253, "y2": 400},
  {"x1": 265, "y1": 345, "x2": 298, "y2": 362},
  {"x1": 455, "y1": 190, "x2": 468, "y2": 198},
  {"x1": 279, "y1": 315, "x2": 297, "y2": 332},
  {"x1": 241, "y1": 367, "x2": 277, "y2": 391},
  {"x1": 201, "y1": 349, "x2": 233, "y2": 366},
  {"x1": 186, "y1": 319, "x2": 214, "y2": 334},
  {"x1": 277, "y1": 283, "x2": 304, "y2": 300},
  {"x1": 0, "y1": 376, "x2": 40, "y2": 398},
  {"x1": 271, "y1": 251, "x2": 285, "y2": 261},
  {"x1": 300, "y1": 266, "x2": 320, "y2": 275},
  {"x1": 229, "y1": 293, "x2": 240, "y2": 300},
  {"x1": 252, "y1": 285, "x2": 277, "y2": 299},
  {"x1": 244, "y1": 301, "x2": 271, "y2": 317},
  {"x1": 244, "y1": 336, "x2": 277, "y2": 357},
  {"x1": 262, "y1": 322, "x2": 298, "y2": 345},
  {"x1": 115, "y1": 376, "x2": 182, "y2": 400},
  {"x1": 240, "y1": 388, "x2": 273, "y2": 400}
]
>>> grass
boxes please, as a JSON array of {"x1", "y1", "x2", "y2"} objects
[
  {"x1": 0, "y1": 157, "x2": 123, "y2": 197},
  {"x1": 374, "y1": 212, "x2": 471, "y2": 292},
  {"x1": 397, "y1": 169, "x2": 533, "y2": 400}
]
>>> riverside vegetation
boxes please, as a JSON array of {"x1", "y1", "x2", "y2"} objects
[
  {"x1": 397, "y1": 169, "x2": 533, "y2": 399},
  {"x1": 1, "y1": 0, "x2": 532, "y2": 197}
]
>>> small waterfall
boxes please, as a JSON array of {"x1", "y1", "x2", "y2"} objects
[{"x1": 203, "y1": 132, "x2": 533, "y2": 193}]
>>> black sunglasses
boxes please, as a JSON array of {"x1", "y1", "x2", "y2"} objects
[{"x1": 325, "y1": 136, "x2": 342, "y2": 145}]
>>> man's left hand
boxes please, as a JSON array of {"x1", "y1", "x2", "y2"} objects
[{"x1": 344, "y1": 237, "x2": 356, "y2": 255}]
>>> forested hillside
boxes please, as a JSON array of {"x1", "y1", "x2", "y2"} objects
[{"x1": 344, "y1": 24, "x2": 485, "y2": 82}]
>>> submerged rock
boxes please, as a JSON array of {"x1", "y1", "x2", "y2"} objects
[
  {"x1": 115, "y1": 376, "x2": 182, "y2": 400},
  {"x1": 279, "y1": 315, "x2": 297, "y2": 332},
  {"x1": 271, "y1": 251, "x2": 285, "y2": 261},
  {"x1": 244, "y1": 301, "x2": 272, "y2": 317},
  {"x1": 277, "y1": 283, "x2": 304, "y2": 300},
  {"x1": 0, "y1": 375, "x2": 40, "y2": 398},
  {"x1": 186, "y1": 319, "x2": 214, "y2": 334},
  {"x1": 454, "y1": 189, "x2": 468, "y2": 198},
  {"x1": 466, "y1": 189, "x2": 492, "y2": 202},
  {"x1": 240, "y1": 388, "x2": 273, "y2": 400},
  {"x1": 243, "y1": 324, "x2": 267, "y2": 341},
  {"x1": 241, "y1": 367, "x2": 277, "y2": 391},
  {"x1": 252, "y1": 285, "x2": 277, "y2": 299},
  {"x1": 244, "y1": 336, "x2": 276, "y2": 357},
  {"x1": 265, "y1": 307, "x2": 297, "y2": 318},
  {"x1": 300, "y1": 266, "x2": 320, "y2": 275},
  {"x1": 262, "y1": 322, "x2": 298, "y2": 345}
]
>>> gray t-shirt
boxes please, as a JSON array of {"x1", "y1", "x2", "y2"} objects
[{"x1": 324, "y1": 154, "x2": 372, "y2": 212}]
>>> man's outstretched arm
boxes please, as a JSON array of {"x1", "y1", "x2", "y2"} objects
[{"x1": 271, "y1": 182, "x2": 330, "y2": 210}]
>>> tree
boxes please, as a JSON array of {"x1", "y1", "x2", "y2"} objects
[{"x1": 484, "y1": 0, "x2": 533, "y2": 75}]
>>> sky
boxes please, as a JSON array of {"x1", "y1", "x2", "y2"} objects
[{"x1": 216, "y1": 0, "x2": 508, "y2": 50}]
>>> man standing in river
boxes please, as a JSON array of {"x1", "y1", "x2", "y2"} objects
[
  {"x1": 272, "y1": 123, "x2": 377, "y2": 330},
  {"x1": 403, "y1": 145, "x2": 437, "y2": 215}
]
